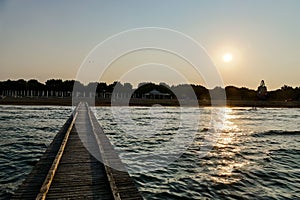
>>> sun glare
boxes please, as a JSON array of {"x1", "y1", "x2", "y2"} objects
[{"x1": 223, "y1": 53, "x2": 233, "y2": 63}]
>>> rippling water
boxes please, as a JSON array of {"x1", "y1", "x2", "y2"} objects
[
  {"x1": 0, "y1": 105, "x2": 72, "y2": 199},
  {"x1": 1, "y1": 106, "x2": 300, "y2": 199}
]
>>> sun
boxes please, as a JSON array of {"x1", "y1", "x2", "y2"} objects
[{"x1": 223, "y1": 53, "x2": 233, "y2": 62}]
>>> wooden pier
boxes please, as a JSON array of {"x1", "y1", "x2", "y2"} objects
[{"x1": 12, "y1": 102, "x2": 142, "y2": 200}]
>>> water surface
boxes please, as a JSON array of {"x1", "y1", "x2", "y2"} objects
[{"x1": 0, "y1": 106, "x2": 299, "y2": 199}]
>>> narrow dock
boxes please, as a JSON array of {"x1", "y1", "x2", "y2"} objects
[{"x1": 12, "y1": 102, "x2": 142, "y2": 200}]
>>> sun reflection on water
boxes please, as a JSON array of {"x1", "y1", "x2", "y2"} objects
[{"x1": 207, "y1": 107, "x2": 249, "y2": 184}]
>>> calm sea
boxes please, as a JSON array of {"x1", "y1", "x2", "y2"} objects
[{"x1": 0, "y1": 105, "x2": 299, "y2": 199}]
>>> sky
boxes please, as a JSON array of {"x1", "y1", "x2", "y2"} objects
[{"x1": 0, "y1": 0, "x2": 300, "y2": 90}]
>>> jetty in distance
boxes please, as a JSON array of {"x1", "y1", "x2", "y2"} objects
[{"x1": 12, "y1": 102, "x2": 142, "y2": 200}]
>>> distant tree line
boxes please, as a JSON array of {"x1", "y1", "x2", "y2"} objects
[{"x1": 0, "y1": 79, "x2": 299, "y2": 101}]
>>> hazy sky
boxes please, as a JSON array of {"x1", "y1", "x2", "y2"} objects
[{"x1": 0, "y1": 0, "x2": 299, "y2": 89}]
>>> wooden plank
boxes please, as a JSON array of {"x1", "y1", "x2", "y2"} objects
[
  {"x1": 12, "y1": 102, "x2": 143, "y2": 200},
  {"x1": 86, "y1": 103, "x2": 143, "y2": 200},
  {"x1": 46, "y1": 103, "x2": 114, "y2": 199}
]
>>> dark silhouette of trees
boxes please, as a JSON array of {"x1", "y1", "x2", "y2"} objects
[
  {"x1": 268, "y1": 85, "x2": 300, "y2": 101},
  {"x1": 133, "y1": 83, "x2": 175, "y2": 99},
  {"x1": 62, "y1": 80, "x2": 75, "y2": 91},
  {"x1": 96, "y1": 82, "x2": 107, "y2": 93},
  {"x1": 46, "y1": 79, "x2": 63, "y2": 96},
  {"x1": 0, "y1": 78, "x2": 299, "y2": 101},
  {"x1": 191, "y1": 85, "x2": 209, "y2": 100},
  {"x1": 226, "y1": 86, "x2": 257, "y2": 100},
  {"x1": 171, "y1": 84, "x2": 196, "y2": 99},
  {"x1": 16, "y1": 79, "x2": 27, "y2": 91},
  {"x1": 28, "y1": 79, "x2": 44, "y2": 95},
  {"x1": 123, "y1": 83, "x2": 133, "y2": 92},
  {"x1": 210, "y1": 86, "x2": 226, "y2": 100}
]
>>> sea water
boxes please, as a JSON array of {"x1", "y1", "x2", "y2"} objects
[{"x1": 0, "y1": 105, "x2": 299, "y2": 199}]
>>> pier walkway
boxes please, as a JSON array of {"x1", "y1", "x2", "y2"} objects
[{"x1": 12, "y1": 102, "x2": 142, "y2": 200}]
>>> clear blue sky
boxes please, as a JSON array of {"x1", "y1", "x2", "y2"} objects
[{"x1": 0, "y1": 0, "x2": 299, "y2": 89}]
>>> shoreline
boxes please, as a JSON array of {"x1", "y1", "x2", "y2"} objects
[{"x1": 0, "y1": 97, "x2": 300, "y2": 108}]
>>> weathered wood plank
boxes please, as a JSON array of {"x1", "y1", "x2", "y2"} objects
[{"x1": 12, "y1": 102, "x2": 143, "y2": 200}]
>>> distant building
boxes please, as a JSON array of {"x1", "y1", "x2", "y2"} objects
[{"x1": 144, "y1": 89, "x2": 171, "y2": 99}]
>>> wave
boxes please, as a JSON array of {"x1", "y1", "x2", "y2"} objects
[
  {"x1": 252, "y1": 130, "x2": 300, "y2": 137},
  {"x1": 34, "y1": 126, "x2": 58, "y2": 132}
]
